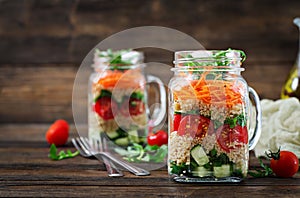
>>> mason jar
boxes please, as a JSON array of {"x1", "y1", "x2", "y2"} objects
[
  {"x1": 88, "y1": 49, "x2": 166, "y2": 148},
  {"x1": 168, "y1": 50, "x2": 261, "y2": 183}
]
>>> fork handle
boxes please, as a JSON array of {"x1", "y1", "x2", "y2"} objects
[
  {"x1": 96, "y1": 153, "x2": 150, "y2": 176},
  {"x1": 101, "y1": 156, "x2": 124, "y2": 177}
]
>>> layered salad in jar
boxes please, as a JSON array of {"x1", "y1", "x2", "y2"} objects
[
  {"x1": 89, "y1": 49, "x2": 147, "y2": 146},
  {"x1": 168, "y1": 50, "x2": 249, "y2": 181}
]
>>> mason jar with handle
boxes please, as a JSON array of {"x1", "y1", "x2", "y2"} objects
[
  {"x1": 168, "y1": 49, "x2": 261, "y2": 183},
  {"x1": 88, "y1": 49, "x2": 166, "y2": 147}
]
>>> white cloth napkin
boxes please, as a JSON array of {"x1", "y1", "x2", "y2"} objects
[{"x1": 254, "y1": 98, "x2": 300, "y2": 158}]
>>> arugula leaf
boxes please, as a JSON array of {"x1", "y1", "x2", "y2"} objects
[
  {"x1": 224, "y1": 114, "x2": 246, "y2": 128},
  {"x1": 94, "y1": 89, "x2": 112, "y2": 102},
  {"x1": 114, "y1": 143, "x2": 168, "y2": 163},
  {"x1": 116, "y1": 128, "x2": 129, "y2": 138},
  {"x1": 225, "y1": 117, "x2": 237, "y2": 128},
  {"x1": 214, "y1": 48, "x2": 246, "y2": 66},
  {"x1": 48, "y1": 144, "x2": 79, "y2": 161},
  {"x1": 144, "y1": 144, "x2": 160, "y2": 151},
  {"x1": 148, "y1": 145, "x2": 168, "y2": 163},
  {"x1": 232, "y1": 169, "x2": 244, "y2": 177},
  {"x1": 248, "y1": 158, "x2": 273, "y2": 177},
  {"x1": 183, "y1": 49, "x2": 246, "y2": 67},
  {"x1": 208, "y1": 148, "x2": 230, "y2": 167},
  {"x1": 199, "y1": 147, "x2": 231, "y2": 170},
  {"x1": 170, "y1": 161, "x2": 189, "y2": 175},
  {"x1": 181, "y1": 49, "x2": 247, "y2": 81},
  {"x1": 130, "y1": 91, "x2": 144, "y2": 101},
  {"x1": 236, "y1": 114, "x2": 246, "y2": 127},
  {"x1": 49, "y1": 144, "x2": 58, "y2": 160},
  {"x1": 96, "y1": 48, "x2": 134, "y2": 66}
]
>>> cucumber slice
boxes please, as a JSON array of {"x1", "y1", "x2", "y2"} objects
[
  {"x1": 128, "y1": 130, "x2": 140, "y2": 143},
  {"x1": 115, "y1": 137, "x2": 129, "y2": 146},
  {"x1": 191, "y1": 145, "x2": 209, "y2": 166},
  {"x1": 213, "y1": 165, "x2": 231, "y2": 178},
  {"x1": 105, "y1": 131, "x2": 119, "y2": 140},
  {"x1": 192, "y1": 166, "x2": 211, "y2": 177}
]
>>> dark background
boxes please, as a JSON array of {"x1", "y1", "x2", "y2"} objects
[{"x1": 1, "y1": 0, "x2": 300, "y2": 124}]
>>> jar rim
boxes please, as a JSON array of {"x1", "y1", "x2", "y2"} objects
[
  {"x1": 92, "y1": 49, "x2": 144, "y2": 68},
  {"x1": 171, "y1": 65, "x2": 245, "y2": 72},
  {"x1": 94, "y1": 63, "x2": 146, "y2": 71},
  {"x1": 173, "y1": 49, "x2": 245, "y2": 67}
]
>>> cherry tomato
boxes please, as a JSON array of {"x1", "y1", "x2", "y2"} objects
[
  {"x1": 94, "y1": 96, "x2": 117, "y2": 120},
  {"x1": 269, "y1": 150, "x2": 299, "y2": 178},
  {"x1": 177, "y1": 115, "x2": 213, "y2": 138},
  {"x1": 53, "y1": 119, "x2": 69, "y2": 131},
  {"x1": 147, "y1": 130, "x2": 168, "y2": 146},
  {"x1": 121, "y1": 98, "x2": 145, "y2": 116},
  {"x1": 216, "y1": 124, "x2": 248, "y2": 152},
  {"x1": 46, "y1": 119, "x2": 69, "y2": 146},
  {"x1": 173, "y1": 114, "x2": 181, "y2": 131}
]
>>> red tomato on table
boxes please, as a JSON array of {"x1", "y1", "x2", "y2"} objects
[
  {"x1": 216, "y1": 124, "x2": 248, "y2": 152},
  {"x1": 46, "y1": 119, "x2": 69, "y2": 146},
  {"x1": 269, "y1": 150, "x2": 299, "y2": 178}
]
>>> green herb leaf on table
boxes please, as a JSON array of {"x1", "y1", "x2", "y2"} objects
[
  {"x1": 248, "y1": 158, "x2": 273, "y2": 177},
  {"x1": 48, "y1": 144, "x2": 79, "y2": 161}
]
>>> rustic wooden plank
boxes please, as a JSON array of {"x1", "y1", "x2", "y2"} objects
[
  {"x1": 0, "y1": 0, "x2": 300, "y2": 64},
  {"x1": 0, "y1": 124, "x2": 299, "y2": 197},
  {"x1": 74, "y1": 0, "x2": 300, "y2": 63},
  {"x1": 0, "y1": 33, "x2": 297, "y2": 65},
  {"x1": 0, "y1": 36, "x2": 76, "y2": 64},
  {"x1": 0, "y1": 124, "x2": 85, "y2": 142},
  {"x1": 0, "y1": 65, "x2": 77, "y2": 123},
  {"x1": 1, "y1": 182, "x2": 300, "y2": 197},
  {"x1": 1, "y1": 160, "x2": 299, "y2": 186}
]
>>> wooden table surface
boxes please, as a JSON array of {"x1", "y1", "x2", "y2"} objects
[{"x1": 0, "y1": 124, "x2": 299, "y2": 198}]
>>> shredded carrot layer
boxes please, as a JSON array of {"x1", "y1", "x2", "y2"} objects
[
  {"x1": 173, "y1": 78, "x2": 244, "y2": 108},
  {"x1": 96, "y1": 69, "x2": 145, "y2": 89}
]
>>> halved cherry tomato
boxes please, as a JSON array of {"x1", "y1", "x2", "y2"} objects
[
  {"x1": 120, "y1": 98, "x2": 145, "y2": 116},
  {"x1": 46, "y1": 119, "x2": 69, "y2": 146},
  {"x1": 216, "y1": 124, "x2": 248, "y2": 152},
  {"x1": 173, "y1": 114, "x2": 181, "y2": 131},
  {"x1": 93, "y1": 96, "x2": 117, "y2": 120},
  {"x1": 147, "y1": 130, "x2": 168, "y2": 146},
  {"x1": 177, "y1": 115, "x2": 213, "y2": 138},
  {"x1": 268, "y1": 149, "x2": 299, "y2": 178}
]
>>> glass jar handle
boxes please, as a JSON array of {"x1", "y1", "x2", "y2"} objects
[
  {"x1": 248, "y1": 87, "x2": 262, "y2": 150},
  {"x1": 146, "y1": 75, "x2": 167, "y2": 127}
]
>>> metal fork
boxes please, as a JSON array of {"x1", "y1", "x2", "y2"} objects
[
  {"x1": 72, "y1": 136, "x2": 123, "y2": 177},
  {"x1": 72, "y1": 136, "x2": 150, "y2": 176}
]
